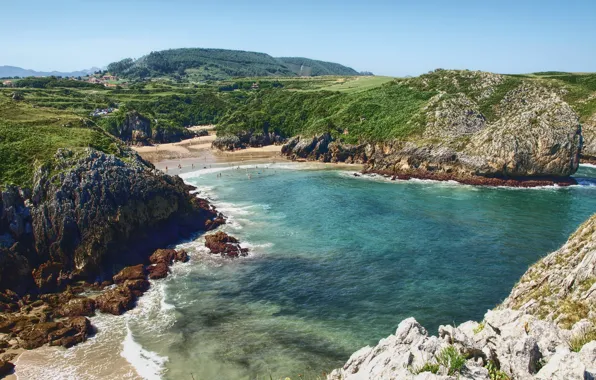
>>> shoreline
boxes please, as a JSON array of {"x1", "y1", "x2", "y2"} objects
[
  {"x1": 363, "y1": 169, "x2": 578, "y2": 188},
  {"x1": 9, "y1": 150, "x2": 595, "y2": 380}
]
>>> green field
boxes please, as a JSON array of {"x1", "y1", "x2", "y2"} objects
[
  {"x1": 0, "y1": 94, "x2": 123, "y2": 187},
  {"x1": 310, "y1": 76, "x2": 395, "y2": 93}
]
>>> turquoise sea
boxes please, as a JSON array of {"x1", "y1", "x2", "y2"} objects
[{"x1": 15, "y1": 163, "x2": 596, "y2": 380}]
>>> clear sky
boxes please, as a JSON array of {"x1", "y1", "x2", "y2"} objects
[{"x1": 1, "y1": 0, "x2": 594, "y2": 76}]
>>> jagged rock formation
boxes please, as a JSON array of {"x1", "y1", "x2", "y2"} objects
[
  {"x1": 582, "y1": 114, "x2": 596, "y2": 163},
  {"x1": 204, "y1": 231, "x2": 248, "y2": 258},
  {"x1": 30, "y1": 148, "x2": 222, "y2": 283},
  {"x1": 0, "y1": 148, "x2": 224, "y2": 296},
  {"x1": 328, "y1": 213, "x2": 596, "y2": 379},
  {"x1": 281, "y1": 74, "x2": 583, "y2": 184},
  {"x1": 108, "y1": 110, "x2": 195, "y2": 146},
  {"x1": 500, "y1": 214, "x2": 596, "y2": 328},
  {"x1": 328, "y1": 310, "x2": 595, "y2": 380},
  {"x1": 213, "y1": 130, "x2": 286, "y2": 151},
  {"x1": 281, "y1": 133, "x2": 368, "y2": 164}
]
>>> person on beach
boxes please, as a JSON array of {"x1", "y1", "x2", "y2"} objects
[{"x1": 165, "y1": 166, "x2": 168, "y2": 172}]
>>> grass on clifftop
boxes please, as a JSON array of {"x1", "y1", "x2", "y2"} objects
[{"x1": 0, "y1": 95, "x2": 121, "y2": 188}]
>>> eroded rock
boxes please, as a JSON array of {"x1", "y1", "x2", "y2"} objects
[{"x1": 204, "y1": 232, "x2": 248, "y2": 258}]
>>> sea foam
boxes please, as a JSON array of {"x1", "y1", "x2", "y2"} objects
[{"x1": 120, "y1": 323, "x2": 168, "y2": 380}]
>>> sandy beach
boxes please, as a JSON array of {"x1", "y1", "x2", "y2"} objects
[{"x1": 131, "y1": 125, "x2": 284, "y2": 169}]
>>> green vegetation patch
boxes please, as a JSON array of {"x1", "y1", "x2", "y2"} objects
[
  {"x1": 0, "y1": 95, "x2": 122, "y2": 188},
  {"x1": 217, "y1": 81, "x2": 435, "y2": 143}
]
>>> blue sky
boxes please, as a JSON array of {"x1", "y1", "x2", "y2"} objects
[{"x1": 1, "y1": 0, "x2": 594, "y2": 76}]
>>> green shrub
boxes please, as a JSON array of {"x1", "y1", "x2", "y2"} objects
[
  {"x1": 568, "y1": 326, "x2": 596, "y2": 352},
  {"x1": 412, "y1": 361, "x2": 440, "y2": 374},
  {"x1": 436, "y1": 346, "x2": 466, "y2": 376},
  {"x1": 486, "y1": 360, "x2": 510, "y2": 380}
]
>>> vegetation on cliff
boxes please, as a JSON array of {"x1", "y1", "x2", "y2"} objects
[{"x1": 0, "y1": 93, "x2": 123, "y2": 187}]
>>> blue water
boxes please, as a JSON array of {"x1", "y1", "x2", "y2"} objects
[{"x1": 131, "y1": 163, "x2": 596, "y2": 379}]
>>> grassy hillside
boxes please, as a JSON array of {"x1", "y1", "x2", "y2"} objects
[
  {"x1": 0, "y1": 94, "x2": 124, "y2": 188},
  {"x1": 276, "y1": 57, "x2": 359, "y2": 76},
  {"x1": 107, "y1": 48, "x2": 361, "y2": 81},
  {"x1": 2, "y1": 69, "x2": 595, "y2": 188},
  {"x1": 216, "y1": 70, "x2": 596, "y2": 145}
]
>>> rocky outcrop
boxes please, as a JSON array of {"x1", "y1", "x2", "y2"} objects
[
  {"x1": 582, "y1": 113, "x2": 596, "y2": 163},
  {"x1": 146, "y1": 248, "x2": 188, "y2": 279},
  {"x1": 365, "y1": 85, "x2": 581, "y2": 181},
  {"x1": 329, "y1": 213, "x2": 596, "y2": 379},
  {"x1": 18, "y1": 316, "x2": 92, "y2": 349},
  {"x1": 328, "y1": 309, "x2": 595, "y2": 380},
  {"x1": 204, "y1": 232, "x2": 248, "y2": 258},
  {"x1": 281, "y1": 133, "x2": 368, "y2": 164},
  {"x1": 30, "y1": 148, "x2": 223, "y2": 284},
  {"x1": 213, "y1": 130, "x2": 286, "y2": 151},
  {"x1": 0, "y1": 186, "x2": 35, "y2": 294},
  {"x1": 281, "y1": 82, "x2": 582, "y2": 184},
  {"x1": 109, "y1": 111, "x2": 194, "y2": 146},
  {"x1": 56, "y1": 297, "x2": 95, "y2": 317},
  {"x1": 500, "y1": 213, "x2": 596, "y2": 328}
]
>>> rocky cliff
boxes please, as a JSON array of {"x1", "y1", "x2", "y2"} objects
[
  {"x1": 1, "y1": 147, "x2": 223, "y2": 295},
  {"x1": 107, "y1": 110, "x2": 195, "y2": 146},
  {"x1": 582, "y1": 114, "x2": 596, "y2": 164},
  {"x1": 328, "y1": 214, "x2": 596, "y2": 380},
  {"x1": 212, "y1": 130, "x2": 286, "y2": 151},
  {"x1": 280, "y1": 73, "x2": 583, "y2": 185}
]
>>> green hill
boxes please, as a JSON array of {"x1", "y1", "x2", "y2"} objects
[
  {"x1": 276, "y1": 57, "x2": 359, "y2": 76},
  {"x1": 107, "y1": 48, "x2": 361, "y2": 81}
]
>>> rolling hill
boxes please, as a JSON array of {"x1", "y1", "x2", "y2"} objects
[{"x1": 106, "y1": 48, "x2": 363, "y2": 81}]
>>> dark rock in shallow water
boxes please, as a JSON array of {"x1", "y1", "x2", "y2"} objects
[
  {"x1": 147, "y1": 262, "x2": 169, "y2": 279},
  {"x1": 147, "y1": 248, "x2": 189, "y2": 279},
  {"x1": 95, "y1": 285, "x2": 135, "y2": 315},
  {"x1": 113, "y1": 264, "x2": 146, "y2": 284},
  {"x1": 205, "y1": 231, "x2": 248, "y2": 258}
]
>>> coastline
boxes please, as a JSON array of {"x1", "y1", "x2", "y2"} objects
[
  {"x1": 8, "y1": 143, "x2": 362, "y2": 380},
  {"x1": 9, "y1": 147, "x2": 596, "y2": 380},
  {"x1": 363, "y1": 168, "x2": 578, "y2": 188}
]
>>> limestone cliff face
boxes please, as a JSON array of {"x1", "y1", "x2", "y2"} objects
[
  {"x1": 0, "y1": 148, "x2": 223, "y2": 294},
  {"x1": 31, "y1": 148, "x2": 222, "y2": 278},
  {"x1": 212, "y1": 130, "x2": 286, "y2": 151},
  {"x1": 582, "y1": 114, "x2": 596, "y2": 163},
  {"x1": 112, "y1": 111, "x2": 193, "y2": 146},
  {"x1": 282, "y1": 82, "x2": 582, "y2": 181},
  {"x1": 500, "y1": 213, "x2": 596, "y2": 329},
  {"x1": 328, "y1": 214, "x2": 596, "y2": 379}
]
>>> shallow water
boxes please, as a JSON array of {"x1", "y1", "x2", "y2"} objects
[{"x1": 16, "y1": 164, "x2": 596, "y2": 380}]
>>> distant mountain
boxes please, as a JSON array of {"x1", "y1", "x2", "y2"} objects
[
  {"x1": 107, "y1": 48, "x2": 364, "y2": 81},
  {"x1": 0, "y1": 66, "x2": 100, "y2": 78}
]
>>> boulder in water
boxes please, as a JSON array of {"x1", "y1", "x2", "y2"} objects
[{"x1": 204, "y1": 232, "x2": 248, "y2": 258}]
